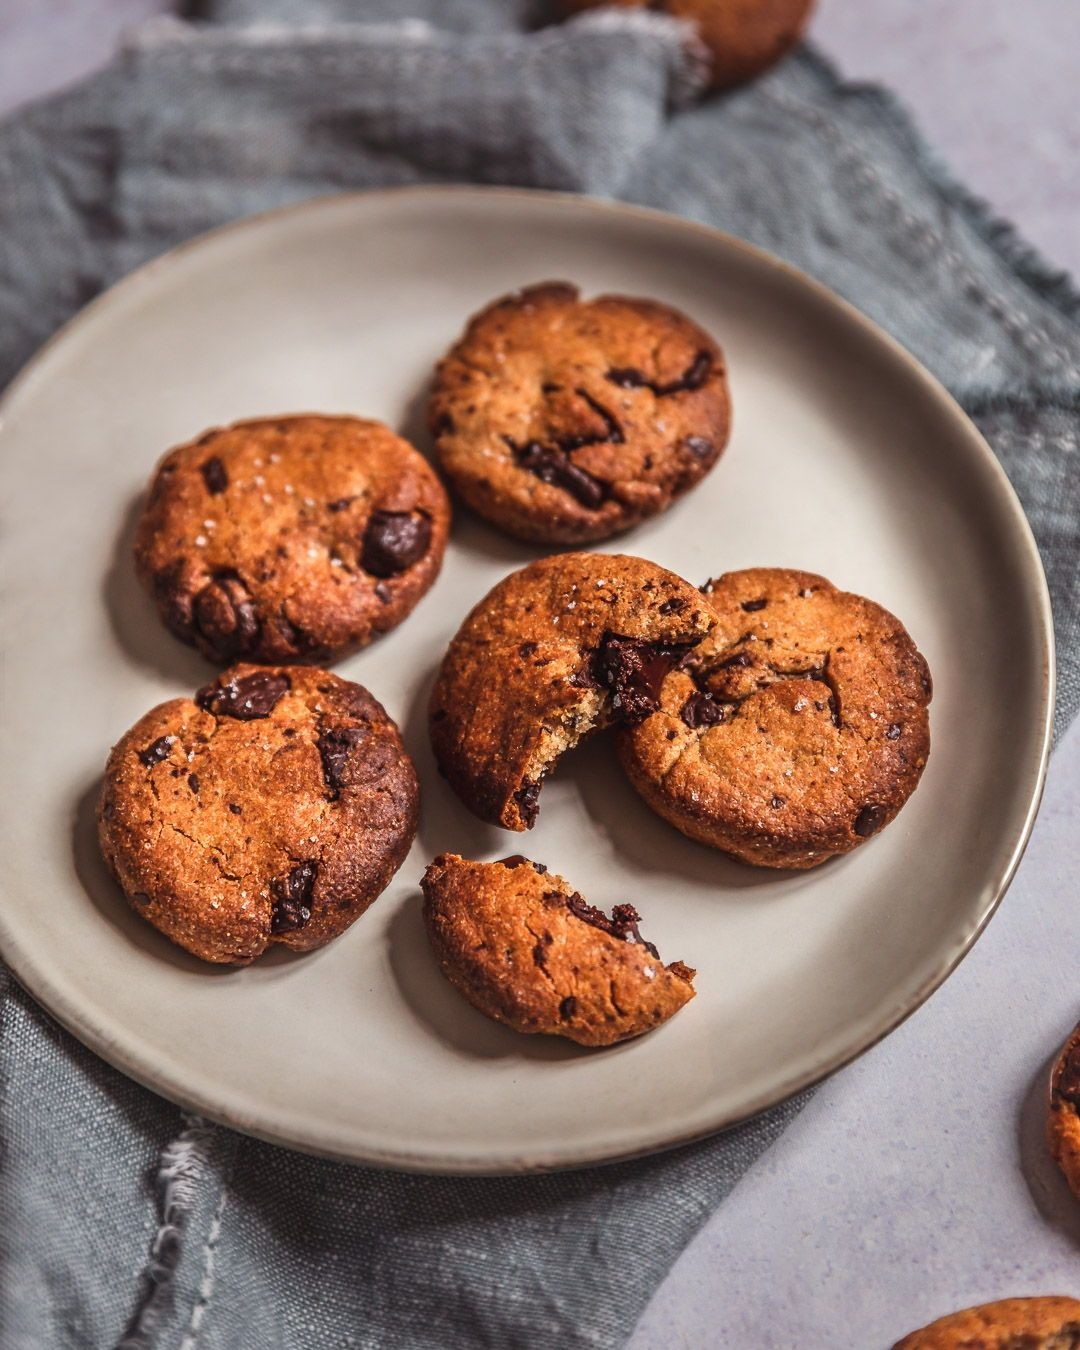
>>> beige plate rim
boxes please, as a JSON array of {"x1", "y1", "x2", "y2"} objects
[{"x1": 0, "y1": 185, "x2": 1056, "y2": 1173}]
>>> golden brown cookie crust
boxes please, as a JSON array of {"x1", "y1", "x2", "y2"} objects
[
  {"x1": 892, "y1": 1296, "x2": 1080, "y2": 1349},
  {"x1": 98, "y1": 665, "x2": 419, "y2": 964},
  {"x1": 429, "y1": 552, "x2": 715, "y2": 830},
  {"x1": 421, "y1": 853, "x2": 695, "y2": 1046},
  {"x1": 559, "y1": 0, "x2": 814, "y2": 90},
  {"x1": 134, "y1": 415, "x2": 450, "y2": 665},
  {"x1": 618, "y1": 567, "x2": 931, "y2": 868},
  {"x1": 429, "y1": 282, "x2": 730, "y2": 544},
  {"x1": 1048, "y1": 1023, "x2": 1080, "y2": 1202}
]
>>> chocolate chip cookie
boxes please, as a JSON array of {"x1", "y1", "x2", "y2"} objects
[
  {"x1": 559, "y1": 0, "x2": 814, "y2": 90},
  {"x1": 134, "y1": 415, "x2": 450, "y2": 665},
  {"x1": 429, "y1": 552, "x2": 715, "y2": 829},
  {"x1": 1048, "y1": 1022, "x2": 1080, "y2": 1201},
  {"x1": 428, "y1": 282, "x2": 730, "y2": 544},
  {"x1": 618, "y1": 567, "x2": 931, "y2": 868},
  {"x1": 421, "y1": 853, "x2": 695, "y2": 1045},
  {"x1": 892, "y1": 1297, "x2": 1080, "y2": 1349},
  {"x1": 98, "y1": 665, "x2": 418, "y2": 964}
]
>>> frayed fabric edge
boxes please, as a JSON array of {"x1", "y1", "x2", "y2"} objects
[{"x1": 117, "y1": 1115, "x2": 224, "y2": 1350}]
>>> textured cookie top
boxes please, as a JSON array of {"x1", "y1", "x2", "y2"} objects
[
  {"x1": 421, "y1": 853, "x2": 695, "y2": 1046},
  {"x1": 1048, "y1": 1022, "x2": 1080, "y2": 1200},
  {"x1": 98, "y1": 665, "x2": 419, "y2": 963},
  {"x1": 892, "y1": 1297, "x2": 1080, "y2": 1349},
  {"x1": 618, "y1": 568, "x2": 931, "y2": 867},
  {"x1": 429, "y1": 282, "x2": 730, "y2": 543},
  {"x1": 429, "y1": 552, "x2": 715, "y2": 829},
  {"x1": 134, "y1": 415, "x2": 450, "y2": 664}
]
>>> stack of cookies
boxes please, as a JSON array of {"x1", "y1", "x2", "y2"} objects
[{"x1": 99, "y1": 280, "x2": 932, "y2": 1050}]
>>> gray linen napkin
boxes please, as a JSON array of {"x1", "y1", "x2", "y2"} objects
[{"x1": 1, "y1": 5, "x2": 1077, "y2": 1348}]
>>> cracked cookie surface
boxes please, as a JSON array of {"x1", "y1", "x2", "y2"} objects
[
  {"x1": 1048, "y1": 1022, "x2": 1080, "y2": 1201},
  {"x1": 429, "y1": 552, "x2": 715, "y2": 830},
  {"x1": 134, "y1": 415, "x2": 450, "y2": 665},
  {"x1": 421, "y1": 853, "x2": 695, "y2": 1046},
  {"x1": 98, "y1": 665, "x2": 419, "y2": 963},
  {"x1": 559, "y1": 0, "x2": 814, "y2": 90},
  {"x1": 428, "y1": 282, "x2": 730, "y2": 544},
  {"x1": 618, "y1": 567, "x2": 931, "y2": 868},
  {"x1": 892, "y1": 1297, "x2": 1080, "y2": 1349}
]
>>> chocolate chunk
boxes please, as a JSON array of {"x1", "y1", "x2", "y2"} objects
[
  {"x1": 228, "y1": 803, "x2": 242, "y2": 815},
  {"x1": 498, "y1": 855, "x2": 549, "y2": 874},
  {"x1": 374, "y1": 582, "x2": 392, "y2": 605},
  {"x1": 138, "y1": 736, "x2": 174, "y2": 768},
  {"x1": 519, "y1": 641, "x2": 538, "y2": 658},
  {"x1": 770, "y1": 795, "x2": 785, "y2": 809},
  {"x1": 132, "y1": 891, "x2": 151, "y2": 906},
  {"x1": 681, "y1": 436, "x2": 714, "y2": 459},
  {"x1": 513, "y1": 440, "x2": 607, "y2": 510},
  {"x1": 200, "y1": 457, "x2": 228, "y2": 494},
  {"x1": 187, "y1": 773, "x2": 200, "y2": 793},
  {"x1": 513, "y1": 779, "x2": 542, "y2": 828},
  {"x1": 566, "y1": 893, "x2": 659, "y2": 958},
  {"x1": 1056, "y1": 1040, "x2": 1080, "y2": 1108},
  {"x1": 605, "y1": 350, "x2": 712, "y2": 396},
  {"x1": 193, "y1": 572, "x2": 259, "y2": 659},
  {"x1": 681, "y1": 692, "x2": 725, "y2": 729},
  {"x1": 659, "y1": 597, "x2": 687, "y2": 615},
  {"x1": 196, "y1": 671, "x2": 290, "y2": 720},
  {"x1": 317, "y1": 725, "x2": 366, "y2": 796},
  {"x1": 361, "y1": 510, "x2": 432, "y2": 578},
  {"x1": 853, "y1": 804, "x2": 886, "y2": 837},
  {"x1": 717, "y1": 651, "x2": 753, "y2": 671},
  {"x1": 886, "y1": 722, "x2": 902, "y2": 740},
  {"x1": 432, "y1": 411, "x2": 455, "y2": 437},
  {"x1": 559, "y1": 996, "x2": 577, "y2": 1021},
  {"x1": 269, "y1": 861, "x2": 317, "y2": 934},
  {"x1": 741, "y1": 598, "x2": 768, "y2": 612},
  {"x1": 327, "y1": 498, "x2": 353, "y2": 513},
  {"x1": 594, "y1": 633, "x2": 685, "y2": 722}
]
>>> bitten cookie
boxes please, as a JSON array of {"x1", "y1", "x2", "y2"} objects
[
  {"x1": 559, "y1": 0, "x2": 814, "y2": 90},
  {"x1": 429, "y1": 552, "x2": 715, "y2": 830},
  {"x1": 134, "y1": 415, "x2": 450, "y2": 665},
  {"x1": 892, "y1": 1297, "x2": 1080, "y2": 1349},
  {"x1": 1048, "y1": 1022, "x2": 1080, "y2": 1201},
  {"x1": 421, "y1": 853, "x2": 695, "y2": 1046},
  {"x1": 618, "y1": 568, "x2": 931, "y2": 868},
  {"x1": 98, "y1": 665, "x2": 419, "y2": 963},
  {"x1": 428, "y1": 282, "x2": 730, "y2": 544}
]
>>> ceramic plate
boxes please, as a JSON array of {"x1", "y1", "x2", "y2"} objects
[{"x1": 0, "y1": 188, "x2": 1053, "y2": 1172}]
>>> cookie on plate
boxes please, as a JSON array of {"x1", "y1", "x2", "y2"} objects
[
  {"x1": 134, "y1": 415, "x2": 450, "y2": 665},
  {"x1": 421, "y1": 853, "x2": 695, "y2": 1046},
  {"x1": 559, "y1": 0, "x2": 814, "y2": 90},
  {"x1": 1048, "y1": 1021, "x2": 1080, "y2": 1200},
  {"x1": 98, "y1": 664, "x2": 418, "y2": 964},
  {"x1": 428, "y1": 282, "x2": 730, "y2": 544},
  {"x1": 618, "y1": 567, "x2": 931, "y2": 868},
  {"x1": 429, "y1": 551, "x2": 715, "y2": 829},
  {"x1": 892, "y1": 1297, "x2": 1080, "y2": 1349}
]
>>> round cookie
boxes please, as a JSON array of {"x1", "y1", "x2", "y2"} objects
[
  {"x1": 134, "y1": 415, "x2": 450, "y2": 665},
  {"x1": 1048, "y1": 1022, "x2": 1080, "y2": 1201},
  {"x1": 428, "y1": 282, "x2": 730, "y2": 544},
  {"x1": 892, "y1": 1297, "x2": 1080, "y2": 1349},
  {"x1": 98, "y1": 664, "x2": 419, "y2": 964},
  {"x1": 559, "y1": 0, "x2": 814, "y2": 90},
  {"x1": 421, "y1": 853, "x2": 695, "y2": 1046},
  {"x1": 429, "y1": 552, "x2": 715, "y2": 830},
  {"x1": 618, "y1": 567, "x2": 931, "y2": 868}
]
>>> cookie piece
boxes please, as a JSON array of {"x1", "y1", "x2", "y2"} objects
[
  {"x1": 421, "y1": 853, "x2": 695, "y2": 1045},
  {"x1": 559, "y1": 0, "x2": 814, "y2": 90},
  {"x1": 1048, "y1": 1022, "x2": 1080, "y2": 1201},
  {"x1": 134, "y1": 415, "x2": 450, "y2": 664},
  {"x1": 98, "y1": 665, "x2": 419, "y2": 963},
  {"x1": 429, "y1": 552, "x2": 715, "y2": 829},
  {"x1": 892, "y1": 1297, "x2": 1080, "y2": 1349},
  {"x1": 618, "y1": 568, "x2": 931, "y2": 868},
  {"x1": 429, "y1": 282, "x2": 730, "y2": 544}
]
